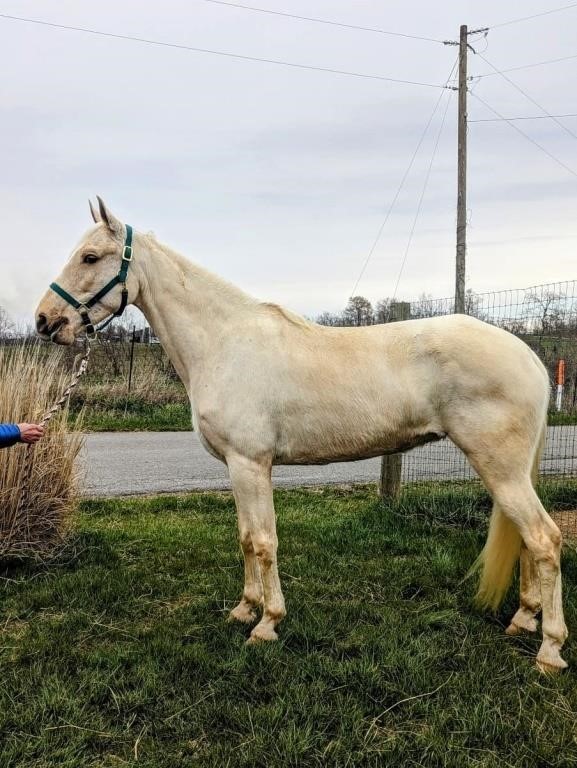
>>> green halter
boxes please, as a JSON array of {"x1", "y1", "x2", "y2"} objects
[{"x1": 50, "y1": 225, "x2": 133, "y2": 338}]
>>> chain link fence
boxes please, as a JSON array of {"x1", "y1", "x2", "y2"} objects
[{"x1": 391, "y1": 282, "x2": 577, "y2": 509}]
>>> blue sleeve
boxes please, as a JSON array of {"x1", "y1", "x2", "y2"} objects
[{"x1": 0, "y1": 424, "x2": 21, "y2": 448}]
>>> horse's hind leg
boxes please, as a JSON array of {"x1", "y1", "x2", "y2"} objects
[
  {"x1": 506, "y1": 422, "x2": 546, "y2": 637},
  {"x1": 505, "y1": 544, "x2": 540, "y2": 636},
  {"x1": 516, "y1": 488, "x2": 567, "y2": 671},
  {"x1": 451, "y1": 411, "x2": 567, "y2": 670},
  {"x1": 481, "y1": 477, "x2": 567, "y2": 671}
]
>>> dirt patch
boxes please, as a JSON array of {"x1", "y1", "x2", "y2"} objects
[{"x1": 552, "y1": 511, "x2": 577, "y2": 543}]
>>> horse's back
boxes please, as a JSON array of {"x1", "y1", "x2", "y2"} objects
[{"x1": 201, "y1": 310, "x2": 549, "y2": 465}]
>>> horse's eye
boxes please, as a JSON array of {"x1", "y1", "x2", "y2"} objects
[{"x1": 83, "y1": 254, "x2": 99, "y2": 264}]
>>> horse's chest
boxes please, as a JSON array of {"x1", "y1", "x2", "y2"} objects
[
  {"x1": 189, "y1": 398, "x2": 227, "y2": 463},
  {"x1": 197, "y1": 428, "x2": 226, "y2": 462}
]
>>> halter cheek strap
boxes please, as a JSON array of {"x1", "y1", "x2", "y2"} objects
[{"x1": 50, "y1": 224, "x2": 133, "y2": 338}]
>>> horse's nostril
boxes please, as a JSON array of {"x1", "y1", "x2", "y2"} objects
[{"x1": 37, "y1": 315, "x2": 68, "y2": 336}]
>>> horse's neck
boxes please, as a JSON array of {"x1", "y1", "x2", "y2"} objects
[{"x1": 133, "y1": 235, "x2": 256, "y2": 388}]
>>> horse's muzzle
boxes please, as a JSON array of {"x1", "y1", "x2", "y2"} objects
[{"x1": 36, "y1": 313, "x2": 68, "y2": 342}]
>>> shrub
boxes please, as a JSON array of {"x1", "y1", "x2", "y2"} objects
[{"x1": 0, "y1": 343, "x2": 84, "y2": 558}]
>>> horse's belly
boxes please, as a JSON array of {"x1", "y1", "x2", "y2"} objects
[{"x1": 273, "y1": 419, "x2": 445, "y2": 465}]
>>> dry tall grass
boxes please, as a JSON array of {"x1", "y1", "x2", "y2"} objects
[{"x1": 0, "y1": 343, "x2": 84, "y2": 558}]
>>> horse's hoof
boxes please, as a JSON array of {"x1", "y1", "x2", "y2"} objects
[
  {"x1": 246, "y1": 625, "x2": 278, "y2": 644},
  {"x1": 227, "y1": 604, "x2": 257, "y2": 625},
  {"x1": 536, "y1": 659, "x2": 568, "y2": 674},
  {"x1": 536, "y1": 653, "x2": 568, "y2": 674},
  {"x1": 505, "y1": 617, "x2": 538, "y2": 636}
]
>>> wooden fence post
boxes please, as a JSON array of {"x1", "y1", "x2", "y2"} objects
[
  {"x1": 379, "y1": 301, "x2": 410, "y2": 499},
  {"x1": 379, "y1": 453, "x2": 403, "y2": 498}
]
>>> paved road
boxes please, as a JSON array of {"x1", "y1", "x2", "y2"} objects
[{"x1": 81, "y1": 428, "x2": 577, "y2": 497}]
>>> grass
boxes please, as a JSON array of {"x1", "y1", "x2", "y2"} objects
[
  {"x1": 2, "y1": 485, "x2": 577, "y2": 767},
  {"x1": 69, "y1": 381, "x2": 191, "y2": 432},
  {"x1": 549, "y1": 412, "x2": 577, "y2": 426},
  {"x1": 76, "y1": 401, "x2": 191, "y2": 431}
]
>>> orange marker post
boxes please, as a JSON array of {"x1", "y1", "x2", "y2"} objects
[{"x1": 556, "y1": 359, "x2": 565, "y2": 412}]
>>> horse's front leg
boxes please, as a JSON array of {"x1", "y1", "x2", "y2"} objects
[
  {"x1": 227, "y1": 454, "x2": 286, "y2": 643},
  {"x1": 228, "y1": 511, "x2": 263, "y2": 625}
]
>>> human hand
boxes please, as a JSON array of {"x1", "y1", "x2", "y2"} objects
[{"x1": 17, "y1": 423, "x2": 45, "y2": 444}]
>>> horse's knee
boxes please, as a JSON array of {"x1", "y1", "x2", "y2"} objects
[
  {"x1": 252, "y1": 534, "x2": 276, "y2": 568},
  {"x1": 239, "y1": 529, "x2": 254, "y2": 555}
]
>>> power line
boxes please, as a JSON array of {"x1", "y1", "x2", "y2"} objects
[
  {"x1": 202, "y1": 0, "x2": 444, "y2": 43},
  {"x1": 476, "y1": 52, "x2": 577, "y2": 140},
  {"x1": 470, "y1": 113, "x2": 577, "y2": 123},
  {"x1": 392, "y1": 88, "x2": 453, "y2": 301},
  {"x1": 489, "y1": 1, "x2": 577, "y2": 29},
  {"x1": 470, "y1": 92, "x2": 577, "y2": 178},
  {"x1": 0, "y1": 13, "x2": 451, "y2": 89},
  {"x1": 474, "y1": 52, "x2": 577, "y2": 78},
  {"x1": 349, "y1": 60, "x2": 458, "y2": 299}
]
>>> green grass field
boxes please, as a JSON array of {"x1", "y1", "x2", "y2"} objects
[
  {"x1": 76, "y1": 401, "x2": 191, "y2": 431},
  {"x1": 69, "y1": 383, "x2": 191, "y2": 432},
  {"x1": 2, "y1": 486, "x2": 577, "y2": 767}
]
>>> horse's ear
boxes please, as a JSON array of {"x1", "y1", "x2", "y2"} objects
[
  {"x1": 96, "y1": 195, "x2": 123, "y2": 237},
  {"x1": 89, "y1": 199, "x2": 101, "y2": 223}
]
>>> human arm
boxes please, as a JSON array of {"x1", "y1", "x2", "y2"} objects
[
  {"x1": 0, "y1": 423, "x2": 45, "y2": 448},
  {"x1": 0, "y1": 423, "x2": 22, "y2": 448}
]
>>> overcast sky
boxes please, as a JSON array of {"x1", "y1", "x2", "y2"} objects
[{"x1": 1, "y1": 0, "x2": 576, "y2": 325}]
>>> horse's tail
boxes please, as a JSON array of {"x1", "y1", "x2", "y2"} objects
[
  {"x1": 531, "y1": 413, "x2": 547, "y2": 487},
  {"x1": 473, "y1": 503, "x2": 522, "y2": 611},
  {"x1": 471, "y1": 407, "x2": 547, "y2": 611}
]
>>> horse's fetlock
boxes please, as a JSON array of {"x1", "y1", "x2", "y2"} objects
[
  {"x1": 520, "y1": 594, "x2": 541, "y2": 614},
  {"x1": 243, "y1": 587, "x2": 262, "y2": 606},
  {"x1": 264, "y1": 605, "x2": 286, "y2": 624}
]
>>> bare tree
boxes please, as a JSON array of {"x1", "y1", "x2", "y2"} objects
[
  {"x1": 410, "y1": 293, "x2": 446, "y2": 319},
  {"x1": 316, "y1": 311, "x2": 344, "y2": 327},
  {"x1": 374, "y1": 298, "x2": 393, "y2": 324},
  {"x1": 527, "y1": 290, "x2": 564, "y2": 341},
  {"x1": 464, "y1": 289, "x2": 487, "y2": 320},
  {"x1": 343, "y1": 296, "x2": 373, "y2": 326},
  {"x1": 0, "y1": 306, "x2": 14, "y2": 340}
]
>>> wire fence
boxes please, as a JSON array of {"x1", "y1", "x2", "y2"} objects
[{"x1": 393, "y1": 280, "x2": 577, "y2": 491}]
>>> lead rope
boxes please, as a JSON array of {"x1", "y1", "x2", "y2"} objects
[{"x1": 14, "y1": 342, "x2": 91, "y2": 523}]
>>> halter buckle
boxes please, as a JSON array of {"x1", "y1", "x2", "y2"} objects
[
  {"x1": 122, "y1": 245, "x2": 133, "y2": 262},
  {"x1": 78, "y1": 304, "x2": 97, "y2": 340}
]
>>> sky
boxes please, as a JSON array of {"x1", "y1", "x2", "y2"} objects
[{"x1": 1, "y1": 0, "x2": 576, "y2": 326}]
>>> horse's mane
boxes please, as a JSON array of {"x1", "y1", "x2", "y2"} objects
[
  {"x1": 143, "y1": 232, "x2": 312, "y2": 327},
  {"x1": 260, "y1": 302, "x2": 312, "y2": 329}
]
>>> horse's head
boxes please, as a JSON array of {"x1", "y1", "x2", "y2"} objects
[{"x1": 35, "y1": 197, "x2": 137, "y2": 345}]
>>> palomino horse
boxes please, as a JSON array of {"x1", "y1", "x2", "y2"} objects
[{"x1": 36, "y1": 198, "x2": 567, "y2": 671}]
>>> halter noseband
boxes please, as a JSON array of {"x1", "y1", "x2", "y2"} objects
[{"x1": 49, "y1": 224, "x2": 133, "y2": 339}]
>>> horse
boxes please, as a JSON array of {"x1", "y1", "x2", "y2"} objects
[{"x1": 35, "y1": 197, "x2": 567, "y2": 672}]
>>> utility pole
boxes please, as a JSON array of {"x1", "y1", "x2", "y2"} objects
[{"x1": 455, "y1": 23, "x2": 467, "y2": 314}]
